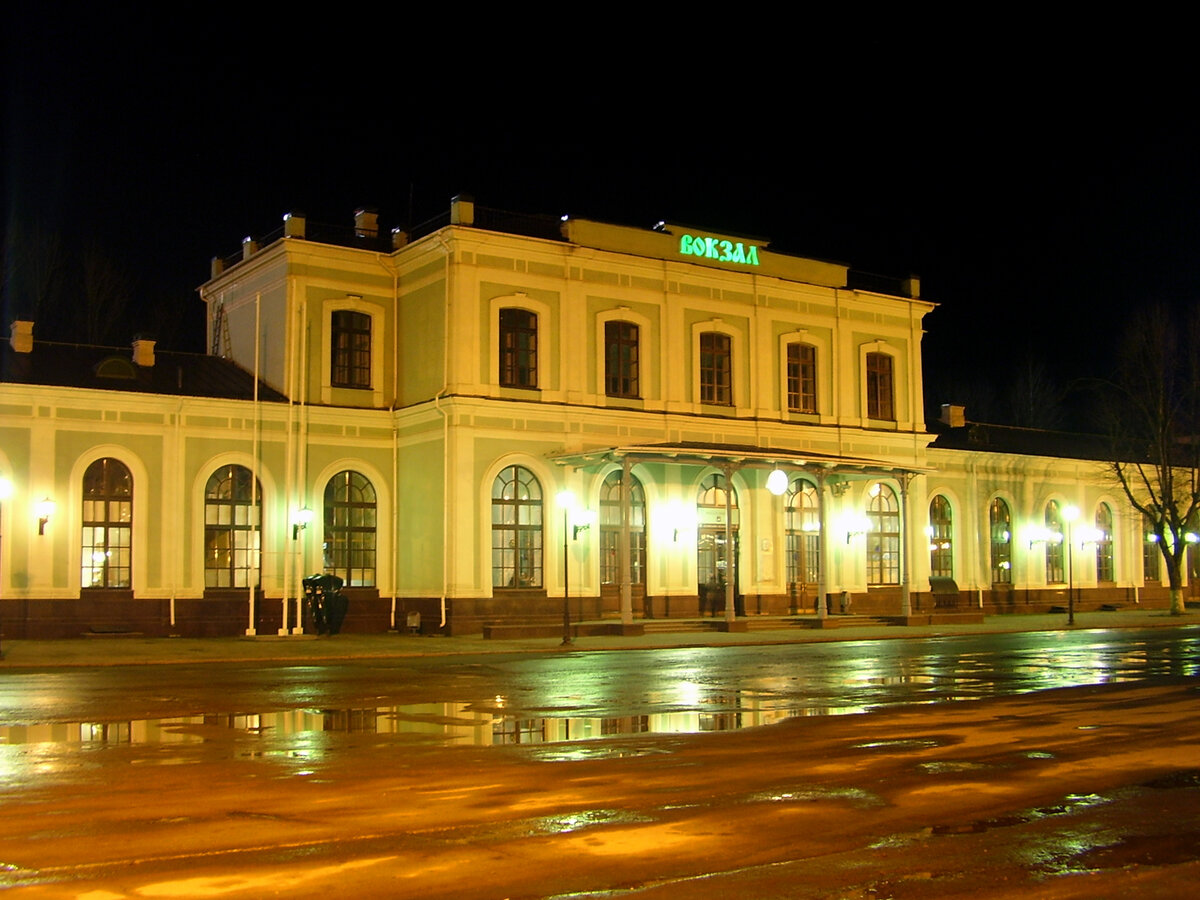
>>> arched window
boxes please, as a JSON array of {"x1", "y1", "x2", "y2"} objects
[
  {"x1": 989, "y1": 498, "x2": 1012, "y2": 585},
  {"x1": 1045, "y1": 500, "x2": 1065, "y2": 583},
  {"x1": 324, "y1": 471, "x2": 376, "y2": 587},
  {"x1": 1095, "y1": 503, "x2": 1114, "y2": 583},
  {"x1": 866, "y1": 483, "x2": 900, "y2": 585},
  {"x1": 81, "y1": 458, "x2": 132, "y2": 588},
  {"x1": 785, "y1": 479, "x2": 820, "y2": 586},
  {"x1": 499, "y1": 309, "x2": 537, "y2": 388},
  {"x1": 928, "y1": 495, "x2": 953, "y2": 578},
  {"x1": 1143, "y1": 514, "x2": 1161, "y2": 582},
  {"x1": 492, "y1": 466, "x2": 542, "y2": 588},
  {"x1": 697, "y1": 473, "x2": 738, "y2": 590},
  {"x1": 599, "y1": 470, "x2": 645, "y2": 584},
  {"x1": 204, "y1": 465, "x2": 261, "y2": 589}
]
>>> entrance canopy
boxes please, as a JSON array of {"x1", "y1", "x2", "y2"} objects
[{"x1": 549, "y1": 441, "x2": 933, "y2": 482}]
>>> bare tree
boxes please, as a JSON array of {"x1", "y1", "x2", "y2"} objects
[
  {"x1": 1104, "y1": 303, "x2": 1200, "y2": 616},
  {"x1": 80, "y1": 241, "x2": 134, "y2": 345},
  {"x1": 1, "y1": 221, "x2": 69, "y2": 327}
]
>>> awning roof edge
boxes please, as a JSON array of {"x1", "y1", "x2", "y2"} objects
[{"x1": 548, "y1": 442, "x2": 935, "y2": 477}]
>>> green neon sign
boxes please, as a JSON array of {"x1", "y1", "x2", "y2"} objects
[{"x1": 679, "y1": 233, "x2": 760, "y2": 266}]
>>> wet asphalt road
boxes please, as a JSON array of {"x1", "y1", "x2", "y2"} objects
[
  {"x1": 2, "y1": 627, "x2": 1200, "y2": 897},
  {"x1": 2, "y1": 626, "x2": 1197, "y2": 731}
]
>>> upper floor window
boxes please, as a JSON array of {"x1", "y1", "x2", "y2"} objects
[
  {"x1": 81, "y1": 458, "x2": 132, "y2": 589},
  {"x1": 324, "y1": 470, "x2": 377, "y2": 587},
  {"x1": 1044, "y1": 500, "x2": 1065, "y2": 584},
  {"x1": 786, "y1": 343, "x2": 817, "y2": 414},
  {"x1": 990, "y1": 497, "x2": 1012, "y2": 584},
  {"x1": 500, "y1": 308, "x2": 538, "y2": 389},
  {"x1": 604, "y1": 321, "x2": 639, "y2": 398},
  {"x1": 331, "y1": 310, "x2": 371, "y2": 389},
  {"x1": 699, "y1": 332, "x2": 732, "y2": 405},
  {"x1": 866, "y1": 352, "x2": 894, "y2": 420},
  {"x1": 928, "y1": 495, "x2": 953, "y2": 578},
  {"x1": 1095, "y1": 503, "x2": 1114, "y2": 583}
]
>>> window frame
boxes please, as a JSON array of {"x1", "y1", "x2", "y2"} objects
[
  {"x1": 330, "y1": 309, "x2": 372, "y2": 389},
  {"x1": 492, "y1": 465, "x2": 543, "y2": 588},
  {"x1": 204, "y1": 464, "x2": 262, "y2": 590},
  {"x1": 865, "y1": 351, "x2": 895, "y2": 421},
  {"x1": 786, "y1": 342, "x2": 817, "y2": 414},
  {"x1": 80, "y1": 457, "x2": 133, "y2": 589},
  {"x1": 1044, "y1": 500, "x2": 1065, "y2": 584},
  {"x1": 866, "y1": 483, "x2": 900, "y2": 586},
  {"x1": 928, "y1": 494, "x2": 953, "y2": 579},
  {"x1": 599, "y1": 470, "x2": 646, "y2": 585},
  {"x1": 989, "y1": 497, "x2": 1013, "y2": 585},
  {"x1": 785, "y1": 478, "x2": 820, "y2": 586},
  {"x1": 499, "y1": 308, "x2": 538, "y2": 389},
  {"x1": 1095, "y1": 503, "x2": 1115, "y2": 583},
  {"x1": 323, "y1": 470, "x2": 377, "y2": 587},
  {"x1": 699, "y1": 331, "x2": 732, "y2": 406},
  {"x1": 603, "y1": 320, "x2": 640, "y2": 399}
]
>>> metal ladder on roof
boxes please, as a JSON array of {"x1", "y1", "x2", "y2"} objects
[{"x1": 211, "y1": 301, "x2": 231, "y2": 358}]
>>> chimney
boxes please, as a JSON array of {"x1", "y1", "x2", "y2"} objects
[
  {"x1": 354, "y1": 207, "x2": 379, "y2": 239},
  {"x1": 132, "y1": 335, "x2": 156, "y2": 367},
  {"x1": 391, "y1": 227, "x2": 409, "y2": 250},
  {"x1": 9, "y1": 319, "x2": 33, "y2": 353},
  {"x1": 241, "y1": 236, "x2": 258, "y2": 260},
  {"x1": 939, "y1": 404, "x2": 966, "y2": 428},
  {"x1": 283, "y1": 211, "x2": 307, "y2": 239},
  {"x1": 450, "y1": 193, "x2": 475, "y2": 226}
]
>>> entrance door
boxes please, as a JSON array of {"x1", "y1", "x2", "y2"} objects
[{"x1": 697, "y1": 528, "x2": 739, "y2": 616}]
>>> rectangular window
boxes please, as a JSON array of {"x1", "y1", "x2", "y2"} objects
[
  {"x1": 500, "y1": 308, "x2": 538, "y2": 388},
  {"x1": 331, "y1": 310, "x2": 371, "y2": 389},
  {"x1": 604, "y1": 321, "x2": 639, "y2": 398},
  {"x1": 866, "y1": 352, "x2": 894, "y2": 420},
  {"x1": 786, "y1": 343, "x2": 817, "y2": 413},
  {"x1": 699, "y1": 332, "x2": 731, "y2": 405}
]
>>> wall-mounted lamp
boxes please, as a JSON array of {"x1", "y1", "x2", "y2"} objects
[
  {"x1": 845, "y1": 514, "x2": 870, "y2": 544},
  {"x1": 0, "y1": 476, "x2": 13, "y2": 501},
  {"x1": 36, "y1": 497, "x2": 56, "y2": 536},
  {"x1": 292, "y1": 506, "x2": 313, "y2": 540}
]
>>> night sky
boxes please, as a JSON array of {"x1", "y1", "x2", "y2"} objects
[{"x1": 6, "y1": 11, "x2": 1200, "y2": 430}]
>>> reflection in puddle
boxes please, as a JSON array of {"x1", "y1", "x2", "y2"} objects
[{"x1": 0, "y1": 693, "x2": 867, "y2": 753}]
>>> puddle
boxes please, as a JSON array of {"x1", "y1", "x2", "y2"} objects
[
  {"x1": 852, "y1": 738, "x2": 946, "y2": 752},
  {"x1": 743, "y1": 786, "x2": 884, "y2": 808},
  {"x1": 931, "y1": 792, "x2": 1108, "y2": 835},
  {"x1": 1141, "y1": 769, "x2": 1200, "y2": 789},
  {"x1": 0, "y1": 696, "x2": 859, "y2": 755},
  {"x1": 918, "y1": 760, "x2": 991, "y2": 774}
]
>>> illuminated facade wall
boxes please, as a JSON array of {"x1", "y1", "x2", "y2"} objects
[{"x1": 0, "y1": 203, "x2": 1168, "y2": 638}]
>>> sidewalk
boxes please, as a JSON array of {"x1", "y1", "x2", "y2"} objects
[{"x1": 2, "y1": 609, "x2": 1198, "y2": 669}]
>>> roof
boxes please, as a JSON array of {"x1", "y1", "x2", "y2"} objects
[
  {"x1": 927, "y1": 420, "x2": 1113, "y2": 461},
  {"x1": 0, "y1": 341, "x2": 287, "y2": 402}
]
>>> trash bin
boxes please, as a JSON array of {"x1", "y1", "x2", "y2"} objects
[{"x1": 301, "y1": 574, "x2": 348, "y2": 635}]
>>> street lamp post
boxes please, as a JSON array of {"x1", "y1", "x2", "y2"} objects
[
  {"x1": 558, "y1": 491, "x2": 573, "y2": 646},
  {"x1": 1063, "y1": 505, "x2": 1079, "y2": 626}
]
